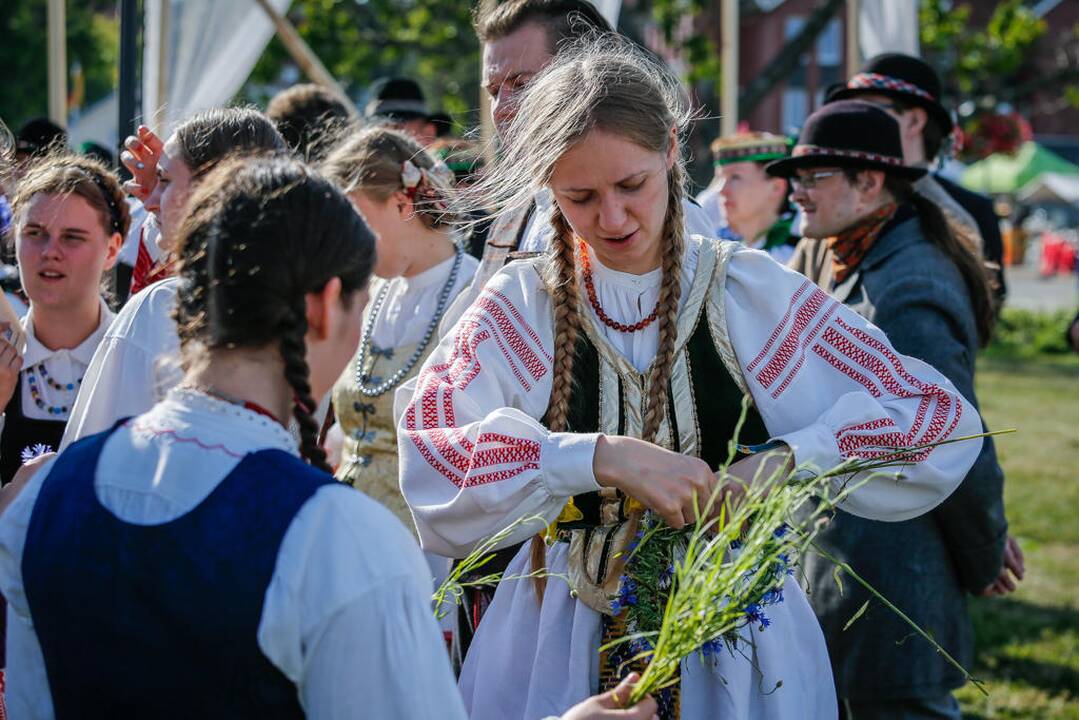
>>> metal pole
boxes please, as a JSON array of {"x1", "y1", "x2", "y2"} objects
[
  {"x1": 478, "y1": 0, "x2": 496, "y2": 163},
  {"x1": 721, "y1": 0, "x2": 739, "y2": 134},
  {"x1": 118, "y1": 0, "x2": 141, "y2": 158},
  {"x1": 152, "y1": 0, "x2": 171, "y2": 132},
  {"x1": 47, "y1": 0, "x2": 67, "y2": 127},
  {"x1": 846, "y1": 0, "x2": 861, "y2": 78},
  {"x1": 252, "y1": 0, "x2": 357, "y2": 116}
]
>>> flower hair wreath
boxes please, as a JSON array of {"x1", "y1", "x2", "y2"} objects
[{"x1": 400, "y1": 159, "x2": 454, "y2": 212}]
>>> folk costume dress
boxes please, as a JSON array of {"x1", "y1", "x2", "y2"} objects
[
  {"x1": 0, "y1": 297, "x2": 114, "y2": 483},
  {"x1": 334, "y1": 250, "x2": 479, "y2": 527},
  {"x1": 397, "y1": 236, "x2": 984, "y2": 720},
  {"x1": 0, "y1": 387, "x2": 466, "y2": 719}
]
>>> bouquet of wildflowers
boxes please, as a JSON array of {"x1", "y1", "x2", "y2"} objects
[{"x1": 604, "y1": 407, "x2": 1007, "y2": 704}]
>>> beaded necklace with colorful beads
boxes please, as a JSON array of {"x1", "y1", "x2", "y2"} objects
[{"x1": 25, "y1": 363, "x2": 82, "y2": 416}]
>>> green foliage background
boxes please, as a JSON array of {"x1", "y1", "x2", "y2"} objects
[
  {"x1": 0, "y1": 1, "x2": 119, "y2": 133},
  {"x1": 244, "y1": 0, "x2": 482, "y2": 130}
]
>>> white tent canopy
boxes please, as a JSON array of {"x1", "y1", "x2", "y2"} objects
[{"x1": 1018, "y1": 172, "x2": 1079, "y2": 205}]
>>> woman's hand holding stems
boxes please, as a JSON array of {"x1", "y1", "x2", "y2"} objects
[{"x1": 592, "y1": 435, "x2": 794, "y2": 529}]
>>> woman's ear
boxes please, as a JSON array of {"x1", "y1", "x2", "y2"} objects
[
  {"x1": 665, "y1": 126, "x2": 679, "y2": 170},
  {"x1": 392, "y1": 190, "x2": 416, "y2": 221},
  {"x1": 102, "y1": 231, "x2": 123, "y2": 272},
  {"x1": 305, "y1": 276, "x2": 343, "y2": 342}
]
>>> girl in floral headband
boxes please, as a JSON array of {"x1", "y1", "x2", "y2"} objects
[{"x1": 320, "y1": 126, "x2": 479, "y2": 595}]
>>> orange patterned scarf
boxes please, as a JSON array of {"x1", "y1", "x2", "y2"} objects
[{"x1": 826, "y1": 202, "x2": 897, "y2": 284}]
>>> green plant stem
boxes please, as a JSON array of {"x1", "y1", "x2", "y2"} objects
[{"x1": 809, "y1": 541, "x2": 990, "y2": 697}]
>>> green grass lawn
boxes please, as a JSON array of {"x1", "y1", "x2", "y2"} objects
[{"x1": 956, "y1": 353, "x2": 1079, "y2": 719}]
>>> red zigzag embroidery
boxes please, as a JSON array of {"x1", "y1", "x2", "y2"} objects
[
  {"x1": 750, "y1": 288, "x2": 962, "y2": 461},
  {"x1": 404, "y1": 288, "x2": 548, "y2": 488}
]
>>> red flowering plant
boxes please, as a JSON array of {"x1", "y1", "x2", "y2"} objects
[{"x1": 959, "y1": 110, "x2": 1033, "y2": 162}]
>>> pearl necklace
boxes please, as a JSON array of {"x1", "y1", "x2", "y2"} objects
[{"x1": 353, "y1": 243, "x2": 464, "y2": 397}]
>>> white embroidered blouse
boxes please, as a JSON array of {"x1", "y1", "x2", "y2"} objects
[{"x1": 396, "y1": 236, "x2": 984, "y2": 559}]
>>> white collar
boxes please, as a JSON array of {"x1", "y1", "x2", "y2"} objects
[
  {"x1": 132, "y1": 386, "x2": 298, "y2": 458},
  {"x1": 582, "y1": 243, "x2": 663, "y2": 291},
  {"x1": 22, "y1": 296, "x2": 115, "y2": 367},
  {"x1": 396, "y1": 250, "x2": 460, "y2": 293}
]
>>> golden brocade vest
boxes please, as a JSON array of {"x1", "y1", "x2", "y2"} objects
[{"x1": 332, "y1": 336, "x2": 437, "y2": 535}]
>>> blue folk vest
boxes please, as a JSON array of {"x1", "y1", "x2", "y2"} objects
[{"x1": 22, "y1": 424, "x2": 334, "y2": 718}]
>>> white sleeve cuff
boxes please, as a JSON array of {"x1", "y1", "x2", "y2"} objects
[
  {"x1": 541, "y1": 431, "x2": 602, "y2": 498},
  {"x1": 774, "y1": 422, "x2": 842, "y2": 479}
]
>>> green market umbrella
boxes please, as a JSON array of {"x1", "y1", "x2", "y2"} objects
[{"x1": 961, "y1": 142, "x2": 1079, "y2": 194}]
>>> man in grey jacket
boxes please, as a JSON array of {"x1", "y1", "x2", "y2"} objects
[{"x1": 768, "y1": 101, "x2": 1022, "y2": 720}]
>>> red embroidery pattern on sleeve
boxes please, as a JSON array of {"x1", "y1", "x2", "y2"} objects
[
  {"x1": 403, "y1": 288, "x2": 548, "y2": 487},
  {"x1": 752, "y1": 282, "x2": 841, "y2": 398},
  {"x1": 816, "y1": 318, "x2": 962, "y2": 461},
  {"x1": 747, "y1": 280, "x2": 812, "y2": 374}
]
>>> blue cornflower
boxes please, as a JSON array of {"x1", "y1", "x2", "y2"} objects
[
  {"x1": 744, "y1": 603, "x2": 772, "y2": 629},
  {"x1": 701, "y1": 637, "x2": 726, "y2": 657},
  {"x1": 660, "y1": 564, "x2": 674, "y2": 583},
  {"x1": 762, "y1": 588, "x2": 785, "y2": 606}
]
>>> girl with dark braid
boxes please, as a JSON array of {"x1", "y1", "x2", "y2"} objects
[
  {"x1": 397, "y1": 39, "x2": 985, "y2": 719},
  {"x1": 0, "y1": 155, "x2": 455, "y2": 717},
  {"x1": 0, "y1": 152, "x2": 661, "y2": 720}
]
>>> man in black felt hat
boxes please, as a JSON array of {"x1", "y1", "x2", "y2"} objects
[
  {"x1": 365, "y1": 77, "x2": 438, "y2": 146},
  {"x1": 768, "y1": 101, "x2": 1017, "y2": 720},
  {"x1": 824, "y1": 52, "x2": 1007, "y2": 305}
]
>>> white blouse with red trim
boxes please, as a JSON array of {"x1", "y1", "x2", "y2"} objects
[{"x1": 396, "y1": 235, "x2": 983, "y2": 559}]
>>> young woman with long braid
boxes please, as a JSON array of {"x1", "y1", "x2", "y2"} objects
[
  {"x1": 397, "y1": 39, "x2": 986, "y2": 720},
  {"x1": 0, "y1": 152, "x2": 661, "y2": 720}
]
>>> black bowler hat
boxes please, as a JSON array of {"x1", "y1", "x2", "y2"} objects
[
  {"x1": 766, "y1": 100, "x2": 927, "y2": 181},
  {"x1": 365, "y1": 77, "x2": 430, "y2": 121},
  {"x1": 826, "y1": 53, "x2": 954, "y2": 134}
]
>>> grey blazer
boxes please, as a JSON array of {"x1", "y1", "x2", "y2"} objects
[{"x1": 799, "y1": 213, "x2": 1008, "y2": 701}]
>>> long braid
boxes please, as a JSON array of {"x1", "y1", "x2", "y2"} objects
[
  {"x1": 530, "y1": 206, "x2": 582, "y2": 602},
  {"x1": 605, "y1": 164, "x2": 687, "y2": 586},
  {"x1": 543, "y1": 207, "x2": 583, "y2": 434},
  {"x1": 640, "y1": 164, "x2": 685, "y2": 442},
  {"x1": 280, "y1": 302, "x2": 333, "y2": 474}
]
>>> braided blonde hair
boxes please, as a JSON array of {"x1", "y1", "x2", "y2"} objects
[{"x1": 476, "y1": 37, "x2": 696, "y2": 602}]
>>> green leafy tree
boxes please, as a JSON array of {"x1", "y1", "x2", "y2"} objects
[
  {"x1": 920, "y1": 0, "x2": 1078, "y2": 113},
  {"x1": 0, "y1": 1, "x2": 119, "y2": 135},
  {"x1": 245, "y1": 0, "x2": 481, "y2": 127}
]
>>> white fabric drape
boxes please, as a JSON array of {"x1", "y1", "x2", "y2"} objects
[
  {"x1": 592, "y1": 0, "x2": 623, "y2": 27},
  {"x1": 858, "y1": 0, "x2": 919, "y2": 59},
  {"x1": 142, "y1": 0, "x2": 292, "y2": 135}
]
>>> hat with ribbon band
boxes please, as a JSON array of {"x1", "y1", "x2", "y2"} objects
[
  {"x1": 825, "y1": 53, "x2": 954, "y2": 134},
  {"x1": 765, "y1": 100, "x2": 927, "y2": 181},
  {"x1": 711, "y1": 131, "x2": 793, "y2": 166}
]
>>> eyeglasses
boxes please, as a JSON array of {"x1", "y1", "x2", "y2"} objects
[{"x1": 790, "y1": 170, "x2": 842, "y2": 190}]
